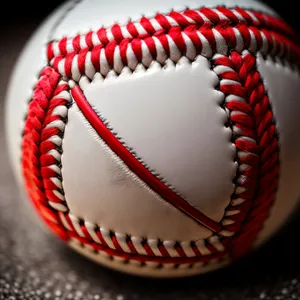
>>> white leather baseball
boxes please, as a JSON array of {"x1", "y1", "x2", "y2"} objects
[{"x1": 5, "y1": 0, "x2": 300, "y2": 277}]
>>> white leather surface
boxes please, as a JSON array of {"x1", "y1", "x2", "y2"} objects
[
  {"x1": 51, "y1": 0, "x2": 276, "y2": 39},
  {"x1": 69, "y1": 239, "x2": 231, "y2": 277},
  {"x1": 4, "y1": 0, "x2": 74, "y2": 186},
  {"x1": 255, "y1": 54, "x2": 300, "y2": 247},
  {"x1": 62, "y1": 103, "x2": 213, "y2": 240},
  {"x1": 83, "y1": 56, "x2": 237, "y2": 223}
]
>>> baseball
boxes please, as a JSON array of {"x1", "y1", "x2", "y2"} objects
[{"x1": 5, "y1": 0, "x2": 300, "y2": 277}]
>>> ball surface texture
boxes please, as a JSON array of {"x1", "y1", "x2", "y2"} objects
[{"x1": 5, "y1": 0, "x2": 300, "y2": 277}]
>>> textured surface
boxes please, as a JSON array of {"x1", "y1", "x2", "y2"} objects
[{"x1": 1, "y1": 0, "x2": 300, "y2": 299}]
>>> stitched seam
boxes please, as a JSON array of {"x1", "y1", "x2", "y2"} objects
[
  {"x1": 211, "y1": 50, "x2": 280, "y2": 259},
  {"x1": 47, "y1": 6, "x2": 300, "y2": 80},
  {"x1": 47, "y1": 6, "x2": 295, "y2": 44},
  {"x1": 47, "y1": 5, "x2": 281, "y2": 39},
  {"x1": 22, "y1": 68, "x2": 71, "y2": 242}
]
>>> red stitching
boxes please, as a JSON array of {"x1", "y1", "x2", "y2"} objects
[
  {"x1": 48, "y1": 7, "x2": 300, "y2": 75},
  {"x1": 22, "y1": 67, "x2": 70, "y2": 241},
  {"x1": 21, "y1": 7, "x2": 295, "y2": 268},
  {"x1": 214, "y1": 52, "x2": 279, "y2": 257},
  {"x1": 69, "y1": 231, "x2": 227, "y2": 264}
]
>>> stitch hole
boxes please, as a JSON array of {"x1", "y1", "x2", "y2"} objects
[
  {"x1": 123, "y1": 259, "x2": 129, "y2": 265},
  {"x1": 108, "y1": 255, "x2": 114, "y2": 261},
  {"x1": 78, "y1": 218, "x2": 84, "y2": 226},
  {"x1": 190, "y1": 241, "x2": 196, "y2": 249},
  {"x1": 141, "y1": 238, "x2": 148, "y2": 245},
  {"x1": 140, "y1": 262, "x2": 146, "y2": 268},
  {"x1": 157, "y1": 240, "x2": 164, "y2": 248},
  {"x1": 125, "y1": 235, "x2": 132, "y2": 243}
]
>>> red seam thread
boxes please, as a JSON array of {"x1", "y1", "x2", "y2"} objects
[
  {"x1": 68, "y1": 231, "x2": 227, "y2": 264},
  {"x1": 48, "y1": 7, "x2": 300, "y2": 68},
  {"x1": 22, "y1": 67, "x2": 69, "y2": 241},
  {"x1": 212, "y1": 51, "x2": 279, "y2": 258}
]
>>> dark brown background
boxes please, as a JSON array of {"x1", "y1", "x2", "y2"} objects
[{"x1": 1, "y1": 1, "x2": 300, "y2": 300}]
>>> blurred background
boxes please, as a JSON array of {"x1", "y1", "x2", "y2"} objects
[{"x1": 0, "y1": 1, "x2": 300, "y2": 300}]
